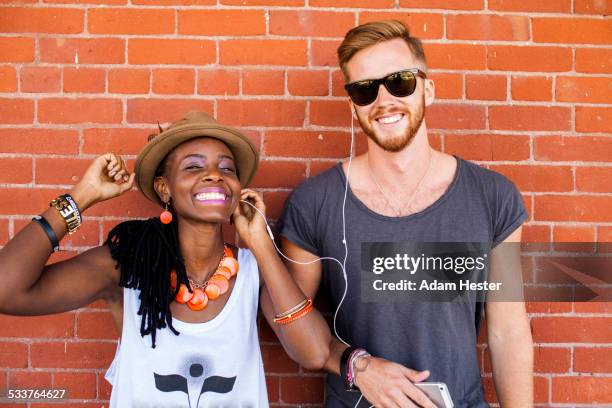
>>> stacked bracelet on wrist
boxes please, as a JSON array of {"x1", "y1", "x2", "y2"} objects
[
  {"x1": 273, "y1": 298, "x2": 313, "y2": 325},
  {"x1": 340, "y1": 347, "x2": 371, "y2": 391},
  {"x1": 50, "y1": 194, "x2": 82, "y2": 234}
]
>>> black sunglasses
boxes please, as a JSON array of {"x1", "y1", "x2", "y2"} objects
[{"x1": 344, "y1": 68, "x2": 427, "y2": 106}]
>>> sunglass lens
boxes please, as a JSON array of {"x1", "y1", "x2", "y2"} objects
[
  {"x1": 348, "y1": 81, "x2": 379, "y2": 106},
  {"x1": 385, "y1": 71, "x2": 416, "y2": 98}
]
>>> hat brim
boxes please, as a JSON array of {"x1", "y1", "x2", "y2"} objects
[{"x1": 135, "y1": 123, "x2": 259, "y2": 207}]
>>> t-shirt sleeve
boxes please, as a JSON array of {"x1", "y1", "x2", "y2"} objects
[
  {"x1": 492, "y1": 174, "x2": 528, "y2": 245},
  {"x1": 276, "y1": 181, "x2": 320, "y2": 256}
]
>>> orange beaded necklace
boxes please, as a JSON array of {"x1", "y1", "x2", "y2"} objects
[{"x1": 170, "y1": 245, "x2": 239, "y2": 311}]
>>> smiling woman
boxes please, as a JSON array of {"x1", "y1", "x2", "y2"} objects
[{"x1": 0, "y1": 111, "x2": 331, "y2": 408}]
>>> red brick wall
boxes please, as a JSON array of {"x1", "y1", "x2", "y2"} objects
[{"x1": 0, "y1": 1, "x2": 610, "y2": 406}]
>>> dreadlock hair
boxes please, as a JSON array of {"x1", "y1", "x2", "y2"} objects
[{"x1": 104, "y1": 152, "x2": 190, "y2": 349}]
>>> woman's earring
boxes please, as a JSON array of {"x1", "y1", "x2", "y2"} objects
[{"x1": 160, "y1": 200, "x2": 173, "y2": 224}]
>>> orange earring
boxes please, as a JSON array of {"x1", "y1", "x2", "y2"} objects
[{"x1": 160, "y1": 200, "x2": 173, "y2": 224}]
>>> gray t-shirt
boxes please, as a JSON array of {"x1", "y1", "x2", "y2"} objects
[{"x1": 277, "y1": 156, "x2": 527, "y2": 408}]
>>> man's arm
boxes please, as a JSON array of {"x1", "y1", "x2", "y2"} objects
[
  {"x1": 487, "y1": 227, "x2": 534, "y2": 407},
  {"x1": 279, "y1": 237, "x2": 436, "y2": 408}
]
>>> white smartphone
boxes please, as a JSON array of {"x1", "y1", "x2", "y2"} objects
[{"x1": 414, "y1": 382, "x2": 454, "y2": 408}]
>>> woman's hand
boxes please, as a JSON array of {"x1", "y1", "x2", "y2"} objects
[
  {"x1": 232, "y1": 189, "x2": 270, "y2": 250},
  {"x1": 70, "y1": 153, "x2": 135, "y2": 211}
]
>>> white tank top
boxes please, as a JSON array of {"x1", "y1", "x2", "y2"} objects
[{"x1": 105, "y1": 248, "x2": 269, "y2": 408}]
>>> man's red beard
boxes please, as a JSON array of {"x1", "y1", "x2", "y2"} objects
[{"x1": 357, "y1": 93, "x2": 426, "y2": 153}]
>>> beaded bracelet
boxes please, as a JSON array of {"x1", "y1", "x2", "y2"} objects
[
  {"x1": 273, "y1": 300, "x2": 313, "y2": 325},
  {"x1": 275, "y1": 298, "x2": 309, "y2": 319}
]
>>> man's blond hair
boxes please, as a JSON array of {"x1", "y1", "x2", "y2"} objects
[{"x1": 337, "y1": 20, "x2": 427, "y2": 81}]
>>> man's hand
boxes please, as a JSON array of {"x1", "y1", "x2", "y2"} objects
[{"x1": 354, "y1": 356, "x2": 437, "y2": 408}]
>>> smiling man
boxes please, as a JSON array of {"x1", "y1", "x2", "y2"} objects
[{"x1": 274, "y1": 21, "x2": 534, "y2": 407}]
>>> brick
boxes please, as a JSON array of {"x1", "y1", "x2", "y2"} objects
[
  {"x1": 575, "y1": 0, "x2": 612, "y2": 14},
  {"x1": 0, "y1": 219, "x2": 8, "y2": 246},
  {"x1": 311, "y1": 0, "x2": 390, "y2": 6},
  {"x1": 20, "y1": 67, "x2": 61, "y2": 93},
  {"x1": 0, "y1": 129, "x2": 79, "y2": 154},
  {"x1": 522, "y1": 224, "x2": 551, "y2": 242},
  {"x1": 0, "y1": 342, "x2": 27, "y2": 368},
  {"x1": 400, "y1": 0, "x2": 482, "y2": 10},
  {"x1": 217, "y1": 100, "x2": 305, "y2": 127},
  {"x1": 38, "y1": 98, "x2": 122, "y2": 124},
  {"x1": 489, "y1": 0, "x2": 570, "y2": 12},
  {"x1": 152, "y1": 69, "x2": 195, "y2": 95},
  {"x1": 262, "y1": 191, "x2": 290, "y2": 220},
  {"x1": 8, "y1": 371, "x2": 52, "y2": 389},
  {"x1": 242, "y1": 70, "x2": 284, "y2": 96},
  {"x1": 489, "y1": 106, "x2": 570, "y2": 131},
  {"x1": 533, "y1": 18, "x2": 611, "y2": 45},
  {"x1": 575, "y1": 301, "x2": 612, "y2": 313},
  {"x1": 0, "y1": 7, "x2": 83, "y2": 34},
  {"x1": 280, "y1": 376, "x2": 325, "y2": 403},
  {"x1": 534, "y1": 347, "x2": 571, "y2": 373},
  {"x1": 0, "y1": 313, "x2": 74, "y2": 337},
  {"x1": 270, "y1": 10, "x2": 354, "y2": 38},
  {"x1": 40, "y1": 38, "x2": 124, "y2": 64},
  {"x1": 108, "y1": 68, "x2": 149, "y2": 94},
  {"x1": 127, "y1": 98, "x2": 214, "y2": 124},
  {"x1": 0, "y1": 66, "x2": 16, "y2": 92},
  {"x1": 53, "y1": 372, "x2": 97, "y2": 399},
  {"x1": 63, "y1": 67, "x2": 105, "y2": 93},
  {"x1": 331, "y1": 69, "x2": 345, "y2": 97},
  {"x1": 197, "y1": 69, "x2": 239, "y2": 95},
  {"x1": 576, "y1": 167, "x2": 612, "y2": 193},
  {"x1": 179, "y1": 9, "x2": 265, "y2": 36},
  {"x1": 310, "y1": 100, "x2": 351, "y2": 127},
  {"x1": 31, "y1": 341, "x2": 116, "y2": 369},
  {"x1": 34, "y1": 157, "x2": 91, "y2": 185},
  {"x1": 45, "y1": 0, "x2": 127, "y2": 4},
  {"x1": 533, "y1": 317, "x2": 612, "y2": 342},
  {"x1": 251, "y1": 161, "x2": 306, "y2": 189},
  {"x1": 288, "y1": 70, "x2": 328, "y2": 96},
  {"x1": 534, "y1": 195, "x2": 612, "y2": 222},
  {"x1": 78, "y1": 189, "x2": 159, "y2": 219},
  {"x1": 0, "y1": 37, "x2": 34, "y2": 62},
  {"x1": 360, "y1": 12, "x2": 444, "y2": 39},
  {"x1": 552, "y1": 377, "x2": 612, "y2": 403},
  {"x1": 83, "y1": 128, "x2": 150, "y2": 155},
  {"x1": 447, "y1": 14, "x2": 529, "y2": 41},
  {"x1": 574, "y1": 348, "x2": 612, "y2": 373},
  {"x1": 511, "y1": 75, "x2": 553, "y2": 101},
  {"x1": 76, "y1": 311, "x2": 119, "y2": 339},
  {"x1": 576, "y1": 48, "x2": 612, "y2": 73},
  {"x1": 490, "y1": 165, "x2": 573, "y2": 192},
  {"x1": 553, "y1": 225, "x2": 596, "y2": 242},
  {"x1": 0, "y1": 99, "x2": 34, "y2": 124},
  {"x1": 428, "y1": 72, "x2": 462, "y2": 99},
  {"x1": 427, "y1": 104, "x2": 486, "y2": 130},
  {"x1": 424, "y1": 43, "x2": 486, "y2": 70},
  {"x1": 265, "y1": 130, "x2": 351, "y2": 158},
  {"x1": 260, "y1": 344, "x2": 299, "y2": 373},
  {"x1": 311, "y1": 40, "x2": 341, "y2": 67},
  {"x1": 0, "y1": 158, "x2": 32, "y2": 184},
  {"x1": 220, "y1": 40, "x2": 307, "y2": 66},
  {"x1": 526, "y1": 301, "x2": 572, "y2": 313},
  {"x1": 445, "y1": 134, "x2": 530, "y2": 161},
  {"x1": 557, "y1": 76, "x2": 612, "y2": 103},
  {"x1": 129, "y1": 39, "x2": 215, "y2": 65},
  {"x1": 576, "y1": 106, "x2": 612, "y2": 133},
  {"x1": 534, "y1": 136, "x2": 612, "y2": 162},
  {"x1": 98, "y1": 371, "x2": 112, "y2": 400},
  {"x1": 89, "y1": 8, "x2": 174, "y2": 34},
  {"x1": 466, "y1": 75, "x2": 506, "y2": 101},
  {"x1": 133, "y1": 0, "x2": 214, "y2": 4},
  {"x1": 266, "y1": 375, "x2": 279, "y2": 403},
  {"x1": 488, "y1": 46, "x2": 572, "y2": 72}
]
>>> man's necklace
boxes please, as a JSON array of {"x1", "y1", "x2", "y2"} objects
[{"x1": 367, "y1": 149, "x2": 434, "y2": 217}]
